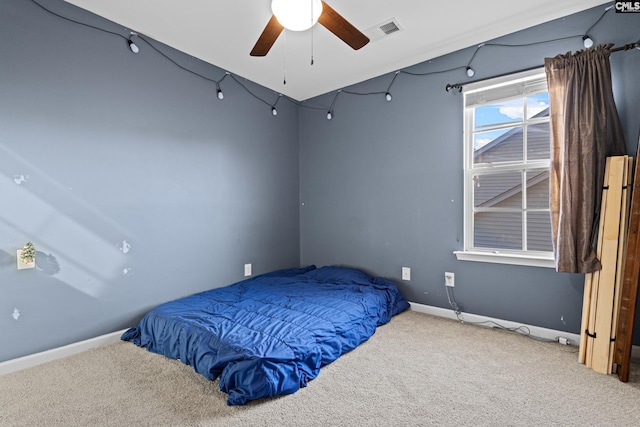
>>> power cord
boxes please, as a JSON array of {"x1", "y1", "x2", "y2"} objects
[
  {"x1": 446, "y1": 281, "x2": 570, "y2": 345},
  {"x1": 445, "y1": 285, "x2": 462, "y2": 315}
]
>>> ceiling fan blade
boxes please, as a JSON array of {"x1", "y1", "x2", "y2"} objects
[
  {"x1": 250, "y1": 15, "x2": 284, "y2": 56},
  {"x1": 318, "y1": 1, "x2": 369, "y2": 50}
]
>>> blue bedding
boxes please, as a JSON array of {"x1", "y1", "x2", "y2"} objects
[{"x1": 121, "y1": 265, "x2": 409, "y2": 405}]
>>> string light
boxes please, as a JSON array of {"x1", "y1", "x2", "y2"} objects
[
  {"x1": 127, "y1": 33, "x2": 139, "y2": 54},
  {"x1": 582, "y1": 5, "x2": 614, "y2": 50},
  {"x1": 325, "y1": 90, "x2": 341, "y2": 121},
  {"x1": 216, "y1": 72, "x2": 230, "y2": 100},
  {"x1": 216, "y1": 73, "x2": 229, "y2": 101},
  {"x1": 29, "y1": 0, "x2": 630, "y2": 121},
  {"x1": 384, "y1": 71, "x2": 400, "y2": 102},
  {"x1": 462, "y1": 42, "x2": 483, "y2": 79},
  {"x1": 446, "y1": 5, "x2": 616, "y2": 92},
  {"x1": 271, "y1": 94, "x2": 283, "y2": 116}
]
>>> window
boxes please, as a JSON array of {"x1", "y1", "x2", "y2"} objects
[{"x1": 454, "y1": 69, "x2": 555, "y2": 268}]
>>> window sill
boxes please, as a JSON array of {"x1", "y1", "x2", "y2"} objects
[{"x1": 453, "y1": 250, "x2": 555, "y2": 268}]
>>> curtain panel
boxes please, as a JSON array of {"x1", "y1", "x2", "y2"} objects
[{"x1": 544, "y1": 45, "x2": 626, "y2": 274}]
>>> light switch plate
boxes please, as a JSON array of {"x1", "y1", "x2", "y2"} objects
[
  {"x1": 402, "y1": 267, "x2": 411, "y2": 281},
  {"x1": 244, "y1": 263, "x2": 252, "y2": 277}
]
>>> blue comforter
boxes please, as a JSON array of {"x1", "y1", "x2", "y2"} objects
[{"x1": 121, "y1": 265, "x2": 409, "y2": 405}]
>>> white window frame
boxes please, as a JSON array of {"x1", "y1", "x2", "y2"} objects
[{"x1": 454, "y1": 68, "x2": 555, "y2": 268}]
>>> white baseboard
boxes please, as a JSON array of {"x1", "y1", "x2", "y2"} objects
[
  {"x1": 409, "y1": 302, "x2": 640, "y2": 358},
  {"x1": 410, "y1": 302, "x2": 580, "y2": 346},
  {"x1": 0, "y1": 329, "x2": 128, "y2": 377}
]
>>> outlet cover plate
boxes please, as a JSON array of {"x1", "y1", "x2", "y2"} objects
[
  {"x1": 402, "y1": 267, "x2": 411, "y2": 281},
  {"x1": 445, "y1": 272, "x2": 455, "y2": 287}
]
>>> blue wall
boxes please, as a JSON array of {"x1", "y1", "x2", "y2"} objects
[
  {"x1": 299, "y1": 4, "x2": 640, "y2": 341},
  {"x1": 0, "y1": 0, "x2": 300, "y2": 362},
  {"x1": 2, "y1": 1, "x2": 639, "y2": 363}
]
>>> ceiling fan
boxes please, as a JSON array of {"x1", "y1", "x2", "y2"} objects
[{"x1": 250, "y1": 0, "x2": 370, "y2": 57}]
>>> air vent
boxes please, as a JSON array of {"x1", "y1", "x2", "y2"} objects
[
  {"x1": 365, "y1": 18, "x2": 404, "y2": 42},
  {"x1": 379, "y1": 21, "x2": 400, "y2": 36}
]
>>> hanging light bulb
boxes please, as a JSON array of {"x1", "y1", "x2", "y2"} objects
[
  {"x1": 466, "y1": 67, "x2": 475, "y2": 78},
  {"x1": 271, "y1": 0, "x2": 323, "y2": 31},
  {"x1": 326, "y1": 111, "x2": 333, "y2": 120},
  {"x1": 127, "y1": 36, "x2": 139, "y2": 54},
  {"x1": 385, "y1": 92, "x2": 392, "y2": 102},
  {"x1": 216, "y1": 85, "x2": 224, "y2": 100},
  {"x1": 583, "y1": 35, "x2": 594, "y2": 48},
  {"x1": 271, "y1": 106, "x2": 278, "y2": 116}
]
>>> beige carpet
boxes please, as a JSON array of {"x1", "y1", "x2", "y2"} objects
[{"x1": 1, "y1": 310, "x2": 639, "y2": 426}]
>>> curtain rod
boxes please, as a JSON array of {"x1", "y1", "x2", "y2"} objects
[{"x1": 445, "y1": 41, "x2": 640, "y2": 93}]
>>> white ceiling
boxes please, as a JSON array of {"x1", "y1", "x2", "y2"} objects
[{"x1": 64, "y1": 0, "x2": 607, "y2": 101}]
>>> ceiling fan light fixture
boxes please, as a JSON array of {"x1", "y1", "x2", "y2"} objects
[{"x1": 271, "y1": 0, "x2": 323, "y2": 31}]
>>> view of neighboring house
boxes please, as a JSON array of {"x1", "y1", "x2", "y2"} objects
[{"x1": 473, "y1": 107, "x2": 553, "y2": 252}]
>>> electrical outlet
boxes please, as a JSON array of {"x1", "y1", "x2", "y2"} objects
[
  {"x1": 244, "y1": 263, "x2": 252, "y2": 277},
  {"x1": 445, "y1": 272, "x2": 455, "y2": 287},
  {"x1": 402, "y1": 267, "x2": 411, "y2": 281}
]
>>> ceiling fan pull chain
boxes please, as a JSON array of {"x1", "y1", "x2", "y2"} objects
[
  {"x1": 283, "y1": 31, "x2": 287, "y2": 85},
  {"x1": 311, "y1": 25, "x2": 315, "y2": 65},
  {"x1": 311, "y1": 0, "x2": 315, "y2": 65}
]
